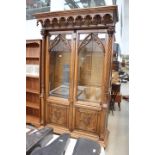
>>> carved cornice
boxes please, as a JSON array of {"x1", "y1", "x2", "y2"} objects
[{"x1": 34, "y1": 6, "x2": 118, "y2": 30}]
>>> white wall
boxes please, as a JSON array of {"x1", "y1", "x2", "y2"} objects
[
  {"x1": 121, "y1": 0, "x2": 129, "y2": 54},
  {"x1": 26, "y1": 19, "x2": 42, "y2": 40},
  {"x1": 26, "y1": 0, "x2": 65, "y2": 40},
  {"x1": 26, "y1": 0, "x2": 129, "y2": 54},
  {"x1": 50, "y1": 0, "x2": 64, "y2": 11}
]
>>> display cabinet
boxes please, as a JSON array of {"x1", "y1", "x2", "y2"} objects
[
  {"x1": 34, "y1": 5, "x2": 118, "y2": 147},
  {"x1": 26, "y1": 40, "x2": 42, "y2": 126}
]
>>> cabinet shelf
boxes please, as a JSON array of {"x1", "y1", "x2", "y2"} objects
[
  {"x1": 26, "y1": 102, "x2": 40, "y2": 109},
  {"x1": 26, "y1": 56, "x2": 39, "y2": 59},
  {"x1": 26, "y1": 75, "x2": 39, "y2": 79},
  {"x1": 26, "y1": 89, "x2": 40, "y2": 94},
  {"x1": 26, "y1": 115, "x2": 40, "y2": 124}
]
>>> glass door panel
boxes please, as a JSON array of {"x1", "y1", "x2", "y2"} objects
[
  {"x1": 77, "y1": 32, "x2": 105, "y2": 103},
  {"x1": 49, "y1": 33, "x2": 72, "y2": 98}
]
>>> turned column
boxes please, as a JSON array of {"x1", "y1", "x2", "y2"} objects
[
  {"x1": 40, "y1": 29, "x2": 48, "y2": 125},
  {"x1": 99, "y1": 27, "x2": 115, "y2": 141}
]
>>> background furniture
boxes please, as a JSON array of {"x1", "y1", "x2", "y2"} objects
[
  {"x1": 34, "y1": 6, "x2": 118, "y2": 147},
  {"x1": 26, "y1": 40, "x2": 42, "y2": 126},
  {"x1": 110, "y1": 83, "x2": 121, "y2": 112}
]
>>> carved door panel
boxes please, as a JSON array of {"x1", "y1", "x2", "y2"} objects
[
  {"x1": 72, "y1": 31, "x2": 106, "y2": 134},
  {"x1": 74, "y1": 107, "x2": 99, "y2": 133},
  {"x1": 47, "y1": 103, "x2": 69, "y2": 128},
  {"x1": 46, "y1": 32, "x2": 75, "y2": 130}
]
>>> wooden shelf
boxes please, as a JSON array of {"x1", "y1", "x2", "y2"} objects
[
  {"x1": 26, "y1": 41, "x2": 40, "y2": 46},
  {"x1": 26, "y1": 56, "x2": 39, "y2": 59},
  {"x1": 26, "y1": 89, "x2": 40, "y2": 94},
  {"x1": 26, "y1": 115, "x2": 40, "y2": 124},
  {"x1": 26, "y1": 102, "x2": 40, "y2": 109},
  {"x1": 26, "y1": 75, "x2": 39, "y2": 79}
]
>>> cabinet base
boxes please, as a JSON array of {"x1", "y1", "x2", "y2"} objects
[{"x1": 45, "y1": 124, "x2": 109, "y2": 148}]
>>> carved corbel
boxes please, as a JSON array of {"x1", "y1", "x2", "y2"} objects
[
  {"x1": 40, "y1": 29, "x2": 49, "y2": 39},
  {"x1": 107, "y1": 27, "x2": 115, "y2": 37},
  {"x1": 37, "y1": 20, "x2": 43, "y2": 26}
]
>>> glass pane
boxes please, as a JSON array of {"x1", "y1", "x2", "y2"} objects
[
  {"x1": 77, "y1": 33, "x2": 105, "y2": 103},
  {"x1": 49, "y1": 34, "x2": 72, "y2": 98}
]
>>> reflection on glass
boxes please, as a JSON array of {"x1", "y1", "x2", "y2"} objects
[
  {"x1": 49, "y1": 34, "x2": 71, "y2": 98},
  {"x1": 77, "y1": 33, "x2": 105, "y2": 103}
]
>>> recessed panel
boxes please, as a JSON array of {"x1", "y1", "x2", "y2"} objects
[{"x1": 75, "y1": 107, "x2": 99, "y2": 133}]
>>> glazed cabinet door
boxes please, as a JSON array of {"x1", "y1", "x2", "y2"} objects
[
  {"x1": 45, "y1": 32, "x2": 75, "y2": 131},
  {"x1": 73, "y1": 31, "x2": 106, "y2": 135}
]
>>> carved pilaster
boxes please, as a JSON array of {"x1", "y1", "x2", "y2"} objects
[
  {"x1": 102, "y1": 27, "x2": 115, "y2": 98},
  {"x1": 40, "y1": 29, "x2": 48, "y2": 125},
  {"x1": 99, "y1": 26, "x2": 114, "y2": 139}
]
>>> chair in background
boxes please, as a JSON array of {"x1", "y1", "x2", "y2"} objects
[{"x1": 109, "y1": 83, "x2": 121, "y2": 115}]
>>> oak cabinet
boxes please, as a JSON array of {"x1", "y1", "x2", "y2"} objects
[{"x1": 34, "y1": 5, "x2": 118, "y2": 147}]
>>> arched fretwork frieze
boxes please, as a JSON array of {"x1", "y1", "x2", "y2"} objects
[
  {"x1": 36, "y1": 13, "x2": 115, "y2": 29},
  {"x1": 78, "y1": 33, "x2": 105, "y2": 53},
  {"x1": 49, "y1": 34, "x2": 71, "y2": 51}
]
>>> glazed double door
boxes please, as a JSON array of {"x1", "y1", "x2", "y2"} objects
[{"x1": 45, "y1": 30, "x2": 108, "y2": 137}]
